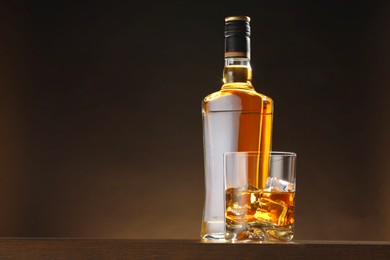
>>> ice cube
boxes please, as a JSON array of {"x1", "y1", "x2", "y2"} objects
[
  {"x1": 225, "y1": 185, "x2": 262, "y2": 223},
  {"x1": 254, "y1": 197, "x2": 288, "y2": 226},
  {"x1": 265, "y1": 177, "x2": 295, "y2": 192}
]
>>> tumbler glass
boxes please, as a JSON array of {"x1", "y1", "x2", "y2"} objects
[{"x1": 224, "y1": 151, "x2": 297, "y2": 242}]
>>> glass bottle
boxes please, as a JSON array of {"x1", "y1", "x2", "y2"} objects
[{"x1": 201, "y1": 16, "x2": 273, "y2": 241}]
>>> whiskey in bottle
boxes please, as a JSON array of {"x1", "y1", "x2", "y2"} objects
[{"x1": 201, "y1": 16, "x2": 274, "y2": 241}]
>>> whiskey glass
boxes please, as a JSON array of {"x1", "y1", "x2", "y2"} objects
[{"x1": 224, "y1": 151, "x2": 297, "y2": 243}]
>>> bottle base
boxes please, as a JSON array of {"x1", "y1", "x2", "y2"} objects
[
  {"x1": 201, "y1": 234, "x2": 227, "y2": 243},
  {"x1": 201, "y1": 221, "x2": 226, "y2": 242}
]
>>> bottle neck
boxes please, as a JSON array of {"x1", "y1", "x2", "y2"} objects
[
  {"x1": 222, "y1": 57, "x2": 253, "y2": 88},
  {"x1": 223, "y1": 17, "x2": 252, "y2": 89}
]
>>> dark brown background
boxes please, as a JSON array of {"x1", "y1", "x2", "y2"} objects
[{"x1": 0, "y1": 1, "x2": 389, "y2": 240}]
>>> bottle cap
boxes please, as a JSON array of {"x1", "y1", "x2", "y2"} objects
[
  {"x1": 225, "y1": 16, "x2": 251, "y2": 22},
  {"x1": 224, "y1": 16, "x2": 251, "y2": 58}
]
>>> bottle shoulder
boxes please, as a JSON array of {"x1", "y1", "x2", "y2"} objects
[
  {"x1": 203, "y1": 86, "x2": 271, "y2": 103},
  {"x1": 203, "y1": 86, "x2": 272, "y2": 113}
]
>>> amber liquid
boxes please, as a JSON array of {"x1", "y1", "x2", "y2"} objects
[
  {"x1": 225, "y1": 186, "x2": 295, "y2": 241},
  {"x1": 201, "y1": 64, "x2": 273, "y2": 240},
  {"x1": 226, "y1": 188, "x2": 295, "y2": 227}
]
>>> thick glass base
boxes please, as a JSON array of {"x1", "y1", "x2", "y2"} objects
[{"x1": 225, "y1": 223, "x2": 294, "y2": 243}]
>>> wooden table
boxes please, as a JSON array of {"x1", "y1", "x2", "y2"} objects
[{"x1": 0, "y1": 239, "x2": 389, "y2": 259}]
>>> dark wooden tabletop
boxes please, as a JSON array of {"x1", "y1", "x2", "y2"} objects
[{"x1": 0, "y1": 238, "x2": 389, "y2": 259}]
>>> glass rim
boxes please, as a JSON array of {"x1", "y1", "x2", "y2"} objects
[{"x1": 224, "y1": 151, "x2": 297, "y2": 157}]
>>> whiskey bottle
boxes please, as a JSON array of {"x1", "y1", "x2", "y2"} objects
[{"x1": 201, "y1": 16, "x2": 273, "y2": 241}]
